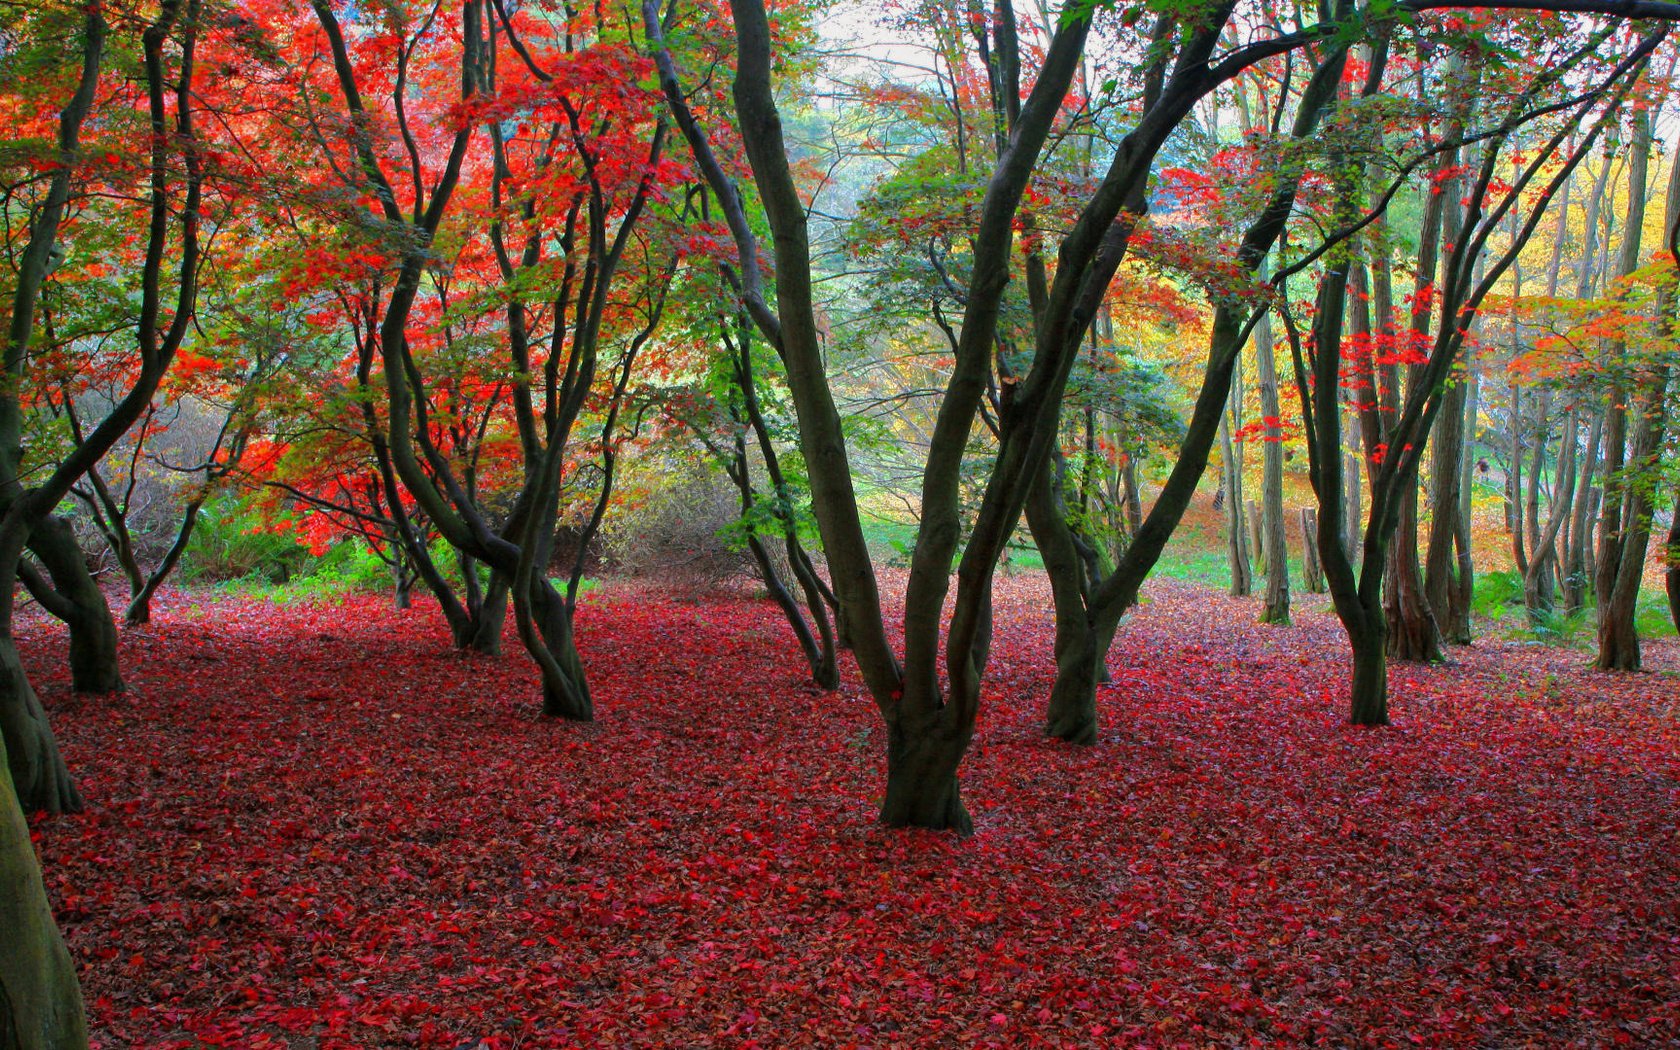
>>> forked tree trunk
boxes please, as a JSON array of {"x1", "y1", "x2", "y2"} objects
[
  {"x1": 0, "y1": 731, "x2": 88, "y2": 1050},
  {"x1": 28, "y1": 515, "x2": 123, "y2": 693},
  {"x1": 525, "y1": 581, "x2": 591, "y2": 720},
  {"x1": 453, "y1": 571, "x2": 509, "y2": 655},
  {"x1": 880, "y1": 702, "x2": 972, "y2": 835},
  {"x1": 123, "y1": 493, "x2": 208, "y2": 626},
  {"x1": 1385, "y1": 494, "x2": 1443, "y2": 662}
]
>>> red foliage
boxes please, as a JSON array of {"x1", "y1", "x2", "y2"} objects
[{"x1": 26, "y1": 578, "x2": 1680, "y2": 1047}]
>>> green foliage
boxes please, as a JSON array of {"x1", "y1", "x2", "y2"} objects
[
  {"x1": 1635, "y1": 593, "x2": 1676, "y2": 639},
  {"x1": 1470, "y1": 570, "x2": 1525, "y2": 620},
  {"x1": 1521, "y1": 606, "x2": 1591, "y2": 648},
  {"x1": 182, "y1": 497, "x2": 313, "y2": 584}
]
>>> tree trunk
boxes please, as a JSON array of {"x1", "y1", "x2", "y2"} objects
[
  {"x1": 1384, "y1": 491, "x2": 1443, "y2": 662},
  {"x1": 1595, "y1": 107, "x2": 1664, "y2": 671},
  {"x1": 27, "y1": 515, "x2": 122, "y2": 694},
  {"x1": 0, "y1": 731, "x2": 88, "y2": 1050},
  {"x1": 1027, "y1": 458, "x2": 1100, "y2": 743},
  {"x1": 0, "y1": 633, "x2": 81, "y2": 816},
  {"x1": 1246, "y1": 499, "x2": 1265, "y2": 573},
  {"x1": 1220, "y1": 384, "x2": 1252, "y2": 596},
  {"x1": 523, "y1": 581, "x2": 591, "y2": 720},
  {"x1": 1301, "y1": 508, "x2": 1326, "y2": 593},
  {"x1": 1256, "y1": 309, "x2": 1290, "y2": 623},
  {"x1": 1563, "y1": 415, "x2": 1600, "y2": 612},
  {"x1": 1343, "y1": 449, "x2": 1362, "y2": 565},
  {"x1": 1450, "y1": 364, "x2": 1478, "y2": 639},
  {"x1": 1666, "y1": 491, "x2": 1680, "y2": 633},
  {"x1": 1424, "y1": 372, "x2": 1468, "y2": 642},
  {"x1": 1348, "y1": 611, "x2": 1390, "y2": 726},
  {"x1": 393, "y1": 558, "x2": 414, "y2": 610},
  {"x1": 880, "y1": 705, "x2": 972, "y2": 834}
]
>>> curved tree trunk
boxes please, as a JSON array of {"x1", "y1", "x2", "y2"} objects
[
  {"x1": 123, "y1": 494, "x2": 208, "y2": 626},
  {"x1": 525, "y1": 582, "x2": 591, "y2": 720},
  {"x1": 27, "y1": 515, "x2": 122, "y2": 694},
  {"x1": 0, "y1": 637, "x2": 81, "y2": 817},
  {"x1": 1027, "y1": 458, "x2": 1101, "y2": 744}
]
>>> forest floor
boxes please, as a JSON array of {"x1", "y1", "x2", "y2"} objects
[{"x1": 24, "y1": 574, "x2": 1680, "y2": 1048}]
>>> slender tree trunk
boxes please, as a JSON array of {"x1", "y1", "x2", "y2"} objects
[
  {"x1": 123, "y1": 494, "x2": 208, "y2": 626},
  {"x1": 1301, "y1": 509, "x2": 1326, "y2": 592},
  {"x1": 1221, "y1": 370, "x2": 1252, "y2": 596},
  {"x1": 1596, "y1": 108, "x2": 1662, "y2": 669},
  {"x1": 1523, "y1": 389, "x2": 1555, "y2": 614},
  {"x1": 393, "y1": 560, "x2": 414, "y2": 610},
  {"x1": 1424, "y1": 372, "x2": 1468, "y2": 641},
  {"x1": 1027, "y1": 455, "x2": 1100, "y2": 743},
  {"x1": 1256, "y1": 310, "x2": 1290, "y2": 623},
  {"x1": 1526, "y1": 411, "x2": 1578, "y2": 620},
  {"x1": 1564, "y1": 415, "x2": 1601, "y2": 611}
]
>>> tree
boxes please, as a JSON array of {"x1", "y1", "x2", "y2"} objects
[
  {"x1": 1288, "y1": 20, "x2": 1664, "y2": 724},
  {"x1": 298, "y1": 0, "x2": 681, "y2": 717},
  {"x1": 1, "y1": 0, "x2": 206, "y2": 1040},
  {"x1": 652, "y1": 0, "x2": 1354, "y2": 826}
]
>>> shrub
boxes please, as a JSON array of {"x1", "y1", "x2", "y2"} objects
[
  {"x1": 1471, "y1": 569, "x2": 1524, "y2": 620},
  {"x1": 182, "y1": 497, "x2": 314, "y2": 583},
  {"x1": 600, "y1": 456, "x2": 756, "y2": 590}
]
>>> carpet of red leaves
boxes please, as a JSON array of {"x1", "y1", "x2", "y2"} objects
[{"x1": 23, "y1": 575, "x2": 1680, "y2": 1048}]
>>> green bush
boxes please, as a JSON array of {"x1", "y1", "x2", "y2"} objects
[
  {"x1": 1522, "y1": 605, "x2": 1590, "y2": 648},
  {"x1": 1471, "y1": 569, "x2": 1524, "y2": 620},
  {"x1": 182, "y1": 498, "x2": 314, "y2": 584},
  {"x1": 1635, "y1": 592, "x2": 1677, "y2": 638}
]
